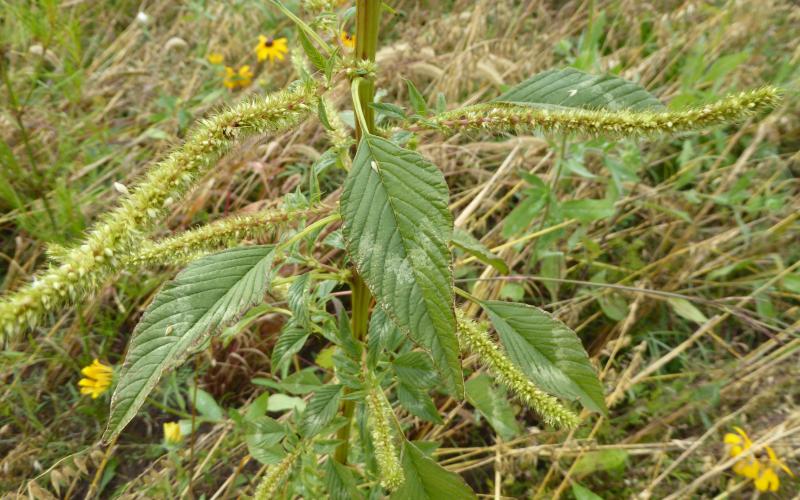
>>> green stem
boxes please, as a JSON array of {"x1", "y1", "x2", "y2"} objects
[{"x1": 334, "y1": 0, "x2": 381, "y2": 465}]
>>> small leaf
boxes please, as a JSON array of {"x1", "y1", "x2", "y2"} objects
[
  {"x1": 405, "y1": 79, "x2": 429, "y2": 116},
  {"x1": 189, "y1": 387, "x2": 224, "y2": 422},
  {"x1": 300, "y1": 384, "x2": 343, "y2": 437},
  {"x1": 341, "y1": 135, "x2": 463, "y2": 395},
  {"x1": 572, "y1": 449, "x2": 628, "y2": 475},
  {"x1": 103, "y1": 246, "x2": 275, "y2": 442},
  {"x1": 562, "y1": 199, "x2": 615, "y2": 223},
  {"x1": 495, "y1": 67, "x2": 664, "y2": 111},
  {"x1": 271, "y1": 323, "x2": 310, "y2": 371},
  {"x1": 391, "y1": 441, "x2": 476, "y2": 500},
  {"x1": 465, "y1": 375, "x2": 520, "y2": 440},
  {"x1": 267, "y1": 393, "x2": 306, "y2": 413},
  {"x1": 667, "y1": 297, "x2": 708, "y2": 324},
  {"x1": 572, "y1": 483, "x2": 605, "y2": 500},
  {"x1": 297, "y1": 29, "x2": 326, "y2": 72},
  {"x1": 371, "y1": 102, "x2": 408, "y2": 121},
  {"x1": 452, "y1": 229, "x2": 509, "y2": 274},
  {"x1": 481, "y1": 300, "x2": 606, "y2": 413}
]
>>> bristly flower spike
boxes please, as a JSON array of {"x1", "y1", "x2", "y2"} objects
[
  {"x1": 366, "y1": 374, "x2": 405, "y2": 490},
  {"x1": 0, "y1": 81, "x2": 319, "y2": 342},
  {"x1": 456, "y1": 309, "x2": 580, "y2": 430}
]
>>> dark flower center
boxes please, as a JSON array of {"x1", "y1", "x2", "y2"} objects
[{"x1": 264, "y1": 37, "x2": 274, "y2": 48}]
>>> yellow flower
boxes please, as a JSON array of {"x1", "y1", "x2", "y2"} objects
[
  {"x1": 723, "y1": 427, "x2": 794, "y2": 492},
  {"x1": 163, "y1": 421, "x2": 182, "y2": 444},
  {"x1": 340, "y1": 31, "x2": 355, "y2": 49},
  {"x1": 223, "y1": 65, "x2": 254, "y2": 90},
  {"x1": 207, "y1": 53, "x2": 224, "y2": 65},
  {"x1": 255, "y1": 35, "x2": 288, "y2": 63},
  {"x1": 78, "y1": 359, "x2": 113, "y2": 399}
]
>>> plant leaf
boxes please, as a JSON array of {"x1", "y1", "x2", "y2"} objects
[
  {"x1": 103, "y1": 246, "x2": 274, "y2": 442},
  {"x1": 341, "y1": 134, "x2": 463, "y2": 395},
  {"x1": 481, "y1": 300, "x2": 606, "y2": 413},
  {"x1": 465, "y1": 375, "x2": 521, "y2": 440},
  {"x1": 396, "y1": 383, "x2": 443, "y2": 424},
  {"x1": 495, "y1": 67, "x2": 664, "y2": 111},
  {"x1": 300, "y1": 384, "x2": 343, "y2": 438},
  {"x1": 391, "y1": 441, "x2": 476, "y2": 499},
  {"x1": 452, "y1": 229, "x2": 509, "y2": 274},
  {"x1": 325, "y1": 458, "x2": 365, "y2": 500}
]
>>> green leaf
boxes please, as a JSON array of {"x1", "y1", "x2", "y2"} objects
[
  {"x1": 341, "y1": 134, "x2": 463, "y2": 395},
  {"x1": 452, "y1": 229, "x2": 509, "y2": 274},
  {"x1": 189, "y1": 387, "x2": 224, "y2": 422},
  {"x1": 244, "y1": 415, "x2": 286, "y2": 465},
  {"x1": 572, "y1": 449, "x2": 628, "y2": 475},
  {"x1": 271, "y1": 323, "x2": 310, "y2": 372},
  {"x1": 465, "y1": 375, "x2": 520, "y2": 440},
  {"x1": 325, "y1": 458, "x2": 365, "y2": 500},
  {"x1": 405, "y1": 79, "x2": 429, "y2": 116},
  {"x1": 481, "y1": 300, "x2": 606, "y2": 413},
  {"x1": 391, "y1": 441, "x2": 476, "y2": 500},
  {"x1": 300, "y1": 384, "x2": 343, "y2": 437},
  {"x1": 572, "y1": 483, "x2": 605, "y2": 500},
  {"x1": 667, "y1": 297, "x2": 708, "y2": 324},
  {"x1": 267, "y1": 393, "x2": 306, "y2": 413},
  {"x1": 561, "y1": 199, "x2": 615, "y2": 223},
  {"x1": 297, "y1": 29, "x2": 326, "y2": 72},
  {"x1": 103, "y1": 246, "x2": 275, "y2": 442},
  {"x1": 396, "y1": 383, "x2": 443, "y2": 424},
  {"x1": 495, "y1": 67, "x2": 664, "y2": 111},
  {"x1": 393, "y1": 352, "x2": 438, "y2": 389},
  {"x1": 367, "y1": 308, "x2": 403, "y2": 369}
]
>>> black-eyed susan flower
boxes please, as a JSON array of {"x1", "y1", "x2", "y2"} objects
[
  {"x1": 255, "y1": 35, "x2": 288, "y2": 64},
  {"x1": 163, "y1": 421, "x2": 183, "y2": 444},
  {"x1": 223, "y1": 65, "x2": 254, "y2": 90},
  {"x1": 340, "y1": 31, "x2": 355, "y2": 49},
  {"x1": 724, "y1": 426, "x2": 794, "y2": 492},
  {"x1": 78, "y1": 359, "x2": 113, "y2": 399},
  {"x1": 207, "y1": 53, "x2": 224, "y2": 65}
]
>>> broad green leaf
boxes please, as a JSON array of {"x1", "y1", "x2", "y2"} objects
[
  {"x1": 667, "y1": 297, "x2": 708, "y2": 324},
  {"x1": 103, "y1": 246, "x2": 274, "y2": 442},
  {"x1": 367, "y1": 307, "x2": 403, "y2": 369},
  {"x1": 465, "y1": 375, "x2": 520, "y2": 441},
  {"x1": 562, "y1": 199, "x2": 615, "y2": 223},
  {"x1": 267, "y1": 393, "x2": 306, "y2": 413},
  {"x1": 391, "y1": 441, "x2": 476, "y2": 500},
  {"x1": 481, "y1": 300, "x2": 606, "y2": 413},
  {"x1": 341, "y1": 134, "x2": 463, "y2": 395},
  {"x1": 495, "y1": 67, "x2": 664, "y2": 111},
  {"x1": 300, "y1": 384, "x2": 343, "y2": 437},
  {"x1": 452, "y1": 229, "x2": 509, "y2": 274}
]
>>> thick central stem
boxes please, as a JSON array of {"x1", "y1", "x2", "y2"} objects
[{"x1": 333, "y1": 0, "x2": 381, "y2": 465}]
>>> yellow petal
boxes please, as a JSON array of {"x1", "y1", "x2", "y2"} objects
[
  {"x1": 724, "y1": 433, "x2": 742, "y2": 445},
  {"x1": 733, "y1": 459, "x2": 761, "y2": 480},
  {"x1": 754, "y1": 468, "x2": 779, "y2": 492},
  {"x1": 733, "y1": 426, "x2": 752, "y2": 447},
  {"x1": 207, "y1": 53, "x2": 224, "y2": 65}
]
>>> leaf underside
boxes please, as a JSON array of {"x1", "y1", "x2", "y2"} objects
[
  {"x1": 340, "y1": 134, "x2": 463, "y2": 395},
  {"x1": 495, "y1": 67, "x2": 664, "y2": 111},
  {"x1": 103, "y1": 245, "x2": 274, "y2": 442},
  {"x1": 481, "y1": 300, "x2": 606, "y2": 413}
]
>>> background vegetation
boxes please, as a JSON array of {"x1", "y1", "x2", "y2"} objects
[{"x1": 1, "y1": 0, "x2": 798, "y2": 497}]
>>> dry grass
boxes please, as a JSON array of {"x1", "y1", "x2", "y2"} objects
[{"x1": 1, "y1": 0, "x2": 799, "y2": 498}]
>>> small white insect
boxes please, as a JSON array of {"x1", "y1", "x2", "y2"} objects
[
  {"x1": 371, "y1": 161, "x2": 379, "y2": 172},
  {"x1": 568, "y1": 89, "x2": 578, "y2": 97}
]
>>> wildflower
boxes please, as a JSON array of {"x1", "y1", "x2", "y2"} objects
[
  {"x1": 78, "y1": 359, "x2": 113, "y2": 399},
  {"x1": 340, "y1": 31, "x2": 355, "y2": 49},
  {"x1": 163, "y1": 421, "x2": 182, "y2": 444},
  {"x1": 724, "y1": 426, "x2": 794, "y2": 492},
  {"x1": 223, "y1": 65, "x2": 254, "y2": 90},
  {"x1": 366, "y1": 377, "x2": 404, "y2": 490},
  {"x1": 207, "y1": 53, "x2": 224, "y2": 65},
  {"x1": 255, "y1": 35, "x2": 288, "y2": 63}
]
